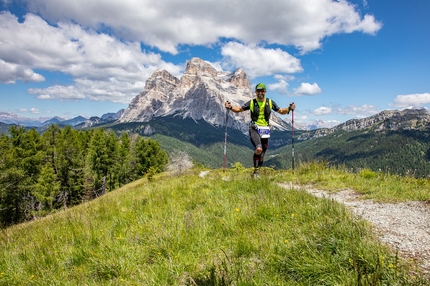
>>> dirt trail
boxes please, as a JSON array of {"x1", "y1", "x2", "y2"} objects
[{"x1": 280, "y1": 183, "x2": 430, "y2": 275}]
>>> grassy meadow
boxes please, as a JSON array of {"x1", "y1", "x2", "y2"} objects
[{"x1": 1, "y1": 163, "x2": 429, "y2": 285}]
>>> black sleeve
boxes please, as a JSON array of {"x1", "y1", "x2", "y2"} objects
[
  {"x1": 241, "y1": 100, "x2": 251, "y2": 111},
  {"x1": 271, "y1": 100, "x2": 281, "y2": 112}
]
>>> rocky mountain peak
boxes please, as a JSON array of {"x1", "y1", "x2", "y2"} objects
[
  {"x1": 184, "y1": 57, "x2": 218, "y2": 77},
  {"x1": 119, "y1": 57, "x2": 290, "y2": 133},
  {"x1": 144, "y1": 69, "x2": 180, "y2": 94},
  {"x1": 228, "y1": 68, "x2": 250, "y2": 89}
]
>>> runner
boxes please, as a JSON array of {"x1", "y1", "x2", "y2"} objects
[{"x1": 225, "y1": 83, "x2": 296, "y2": 178}]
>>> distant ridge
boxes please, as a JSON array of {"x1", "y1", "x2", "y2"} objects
[{"x1": 298, "y1": 108, "x2": 430, "y2": 140}]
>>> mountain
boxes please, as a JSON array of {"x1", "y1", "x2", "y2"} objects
[
  {"x1": 101, "y1": 109, "x2": 125, "y2": 121},
  {"x1": 0, "y1": 111, "x2": 50, "y2": 127},
  {"x1": 119, "y1": 57, "x2": 291, "y2": 133},
  {"x1": 62, "y1": 115, "x2": 87, "y2": 126},
  {"x1": 41, "y1": 116, "x2": 65, "y2": 126},
  {"x1": 298, "y1": 109, "x2": 430, "y2": 140},
  {"x1": 265, "y1": 109, "x2": 430, "y2": 177},
  {"x1": 0, "y1": 110, "x2": 125, "y2": 131}
]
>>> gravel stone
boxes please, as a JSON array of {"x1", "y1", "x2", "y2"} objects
[{"x1": 281, "y1": 183, "x2": 430, "y2": 275}]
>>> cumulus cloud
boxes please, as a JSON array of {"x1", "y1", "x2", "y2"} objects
[
  {"x1": 0, "y1": 60, "x2": 45, "y2": 83},
  {"x1": 293, "y1": 83, "x2": 322, "y2": 95},
  {"x1": 267, "y1": 75, "x2": 296, "y2": 94},
  {"x1": 22, "y1": 0, "x2": 381, "y2": 54},
  {"x1": 268, "y1": 80, "x2": 289, "y2": 95},
  {"x1": 336, "y1": 104, "x2": 380, "y2": 115},
  {"x1": 221, "y1": 42, "x2": 302, "y2": 78},
  {"x1": 391, "y1": 93, "x2": 430, "y2": 109},
  {"x1": 0, "y1": 11, "x2": 182, "y2": 102},
  {"x1": 313, "y1": 106, "x2": 332, "y2": 116},
  {"x1": 311, "y1": 104, "x2": 380, "y2": 117},
  {"x1": 18, "y1": 108, "x2": 41, "y2": 114},
  {"x1": 0, "y1": 0, "x2": 383, "y2": 106}
]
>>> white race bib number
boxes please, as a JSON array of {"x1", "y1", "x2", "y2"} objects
[{"x1": 257, "y1": 126, "x2": 270, "y2": 138}]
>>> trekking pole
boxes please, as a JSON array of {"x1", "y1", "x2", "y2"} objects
[
  {"x1": 291, "y1": 105, "x2": 295, "y2": 172},
  {"x1": 223, "y1": 107, "x2": 230, "y2": 168}
]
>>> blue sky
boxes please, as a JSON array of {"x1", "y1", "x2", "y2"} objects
[{"x1": 0, "y1": 0, "x2": 429, "y2": 127}]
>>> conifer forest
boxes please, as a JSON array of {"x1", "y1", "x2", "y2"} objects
[{"x1": 0, "y1": 125, "x2": 168, "y2": 227}]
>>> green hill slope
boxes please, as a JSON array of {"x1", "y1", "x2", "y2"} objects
[
  {"x1": 1, "y1": 165, "x2": 428, "y2": 285},
  {"x1": 101, "y1": 116, "x2": 256, "y2": 168},
  {"x1": 267, "y1": 129, "x2": 430, "y2": 177}
]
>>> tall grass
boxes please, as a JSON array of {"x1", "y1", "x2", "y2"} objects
[
  {"x1": 1, "y1": 164, "x2": 428, "y2": 285},
  {"x1": 272, "y1": 161, "x2": 430, "y2": 202}
]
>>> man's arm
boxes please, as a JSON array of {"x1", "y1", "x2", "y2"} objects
[
  {"x1": 276, "y1": 102, "x2": 295, "y2": 115},
  {"x1": 225, "y1": 101, "x2": 245, "y2": 113}
]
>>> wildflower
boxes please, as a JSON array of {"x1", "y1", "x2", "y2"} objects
[
  {"x1": 284, "y1": 239, "x2": 288, "y2": 243},
  {"x1": 235, "y1": 208, "x2": 240, "y2": 212}
]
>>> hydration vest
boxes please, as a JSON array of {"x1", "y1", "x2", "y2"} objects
[{"x1": 250, "y1": 98, "x2": 273, "y2": 123}]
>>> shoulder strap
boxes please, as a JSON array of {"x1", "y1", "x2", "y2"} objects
[{"x1": 250, "y1": 98, "x2": 259, "y2": 113}]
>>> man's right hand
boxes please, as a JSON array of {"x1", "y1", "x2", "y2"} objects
[{"x1": 225, "y1": 101, "x2": 232, "y2": 110}]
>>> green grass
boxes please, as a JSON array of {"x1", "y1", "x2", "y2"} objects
[
  {"x1": 274, "y1": 162, "x2": 430, "y2": 202},
  {"x1": 1, "y1": 163, "x2": 429, "y2": 285}
]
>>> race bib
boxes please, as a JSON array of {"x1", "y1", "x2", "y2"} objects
[{"x1": 257, "y1": 126, "x2": 270, "y2": 138}]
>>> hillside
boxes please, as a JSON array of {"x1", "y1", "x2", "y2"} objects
[
  {"x1": 1, "y1": 165, "x2": 429, "y2": 285},
  {"x1": 266, "y1": 128, "x2": 430, "y2": 177},
  {"x1": 2, "y1": 109, "x2": 428, "y2": 176}
]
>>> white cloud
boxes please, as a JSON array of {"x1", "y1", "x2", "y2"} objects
[
  {"x1": 391, "y1": 93, "x2": 430, "y2": 109},
  {"x1": 0, "y1": 11, "x2": 182, "y2": 102},
  {"x1": 18, "y1": 108, "x2": 41, "y2": 114},
  {"x1": 0, "y1": 0, "x2": 383, "y2": 106},
  {"x1": 221, "y1": 42, "x2": 302, "y2": 78},
  {"x1": 265, "y1": 74, "x2": 296, "y2": 95},
  {"x1": 29, "y1": 85, "x2": 86, "y2": 101},
  {"x1": 22, "y1": 0, "x2": 382, "y2": 54},
  {"x1": 336, "y1": 104, "x2": 379, "y2": 115},
  {"x1": 267, "y1": 75, "x2": 296, "y2": 94},
  {"x1": 0, "y1": 59, "x2": 45, "y2": 83},
  {"x1": 314, "y1": 106, "x2": 332, "y2": 116},
  {"x1": 293, "y1": 82, "x2": 321, "y2": 95},
  {"x1": 312, "y1": 104, "x2": 380, "y2": 117},
  {"x1": 268, "y1": 80, "x2": 289, "y2": 95}
]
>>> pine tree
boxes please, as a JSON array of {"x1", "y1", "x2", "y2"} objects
[{"x1": 32, "y1": 164, "x2": 61, "y2": 217}]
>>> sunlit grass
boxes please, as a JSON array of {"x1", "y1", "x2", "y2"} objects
[
  {"x1": 1, "y1": 164, "x2": 428, "y2": 285},
  {"x1": 271, "y1": 162, "x2": 430, "y2": 202}
]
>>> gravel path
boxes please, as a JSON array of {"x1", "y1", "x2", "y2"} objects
[{"x1": 281, "y1": 184, "x2": 430, "y2": 275}]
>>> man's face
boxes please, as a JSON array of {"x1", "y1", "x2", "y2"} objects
[{"x1": 256, "y1": 89, "x2": 266, "y2": 99}]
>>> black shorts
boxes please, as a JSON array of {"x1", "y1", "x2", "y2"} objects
[{"x1": 249, "y1": 127, "x2": 268, "y2": 151}]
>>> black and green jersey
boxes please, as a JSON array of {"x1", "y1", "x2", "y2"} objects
[{"x1": 241, "y1": 97, "x2": 280, "y2": 126}]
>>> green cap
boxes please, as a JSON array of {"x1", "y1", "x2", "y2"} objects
[{"x1": 256, "y1": 83, "x2": 266, "y2": 90}]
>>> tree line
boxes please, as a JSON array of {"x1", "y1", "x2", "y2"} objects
[{"x1": 0, "y1": 125, "x2": 168, "y2": 227}]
